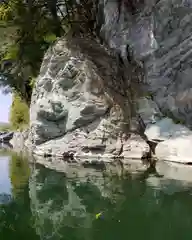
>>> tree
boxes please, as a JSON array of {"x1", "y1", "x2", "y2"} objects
[
  {"x1": 0, "y1": 0, "x2": 59, "y2": 105},
  {"x1": 0, "y1": 0, "x2": 98, "y2": 105}
]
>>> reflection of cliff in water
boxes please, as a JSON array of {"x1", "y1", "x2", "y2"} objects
[
  {"x1": 29, "y1": 160, "x2": 192, "y2": 240},
  {"x1": 2, "y1": 153, "x2": 192, "y2": 239}
]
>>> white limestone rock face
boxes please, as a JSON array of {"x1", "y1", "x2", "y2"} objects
[{"x1": 28, "y1": 37, "x2": 148, "y2": 160}]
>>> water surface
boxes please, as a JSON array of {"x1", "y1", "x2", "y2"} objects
[{"x1": 1, "y1": 151, "x2": 192, "y2": 239}]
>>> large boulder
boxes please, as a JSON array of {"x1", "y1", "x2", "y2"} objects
[{"x1": 27, "y1": 37, "x2": 148, "y2": 160}]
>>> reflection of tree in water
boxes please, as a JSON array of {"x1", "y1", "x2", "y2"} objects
[
  {"x1": 29, "y1": 163, "x2": 160, "y2": 240},
  {"x1": 9, "y1": 153, "x2": 31, "y2": 199},
  {"x1": 0, "y1": 154, "x2": 39, "y2": 239},
  {"x1": 30, "y1": 164, "x2": 91, "y2": 240}
]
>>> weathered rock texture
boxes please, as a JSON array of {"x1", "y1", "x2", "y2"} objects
[
  {"x1": 100, "y1": 0, "x2": 192, "y2": 124},
  {"x1": 24, "y1": 0, "x2": 192, "y2": 163},
  {"x1": 27, "y1": 37, "x2": 148, "y2": 160}
]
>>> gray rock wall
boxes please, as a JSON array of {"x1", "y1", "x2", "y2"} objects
[{"x1": 101, "y1": 0, "x2": 192, "y2": 127}]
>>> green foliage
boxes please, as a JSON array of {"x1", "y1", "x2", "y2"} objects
[
  {"x1": 0, "y1": 0, "x2": 64, "y2": 104},
  {"x1": 43, "y1": 33, "x2": 57, "y2": 44},
  {"x1": 0, "y1": 3, "x2": 13, "y2": 21},
  {"x1": 29, "y1": 76, "x2": 36, "y2": 89},
  {"x1": 2, "y1": 44, "x2": 19, "y2": 61},
  {"x1": 0, "y1": 0, "x2": 97, "y2": 105},
  {"x1": 10, "y1": 94, "x2": 29, "y2": 130}
]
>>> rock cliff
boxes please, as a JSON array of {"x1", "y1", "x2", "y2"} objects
[
  {"x1": 22, "y1": 0, "x2": 192, "y2": 163},
  {"x1": 26, "y1": 36, "x2": 149, "y2": 161}
]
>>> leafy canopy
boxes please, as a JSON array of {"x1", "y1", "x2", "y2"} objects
[
  {"x1": 0, "y1": 0, "x2": 97, "y2": 105},
  {"x1": 0, "y1": 0, "x2": 61, "y2": 104}
]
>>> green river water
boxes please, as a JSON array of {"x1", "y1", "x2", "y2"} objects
[{"x1": 1, "y1": 151, "x2": 192, "y2": 240}]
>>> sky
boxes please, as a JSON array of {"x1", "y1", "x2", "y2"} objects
[{"x1": 0, "y1": 90, "x2": 12, "y2": 123}]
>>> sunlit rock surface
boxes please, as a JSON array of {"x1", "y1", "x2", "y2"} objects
[{"x1": 28, "y1": 37, "x2": 148, "y2": 160}]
